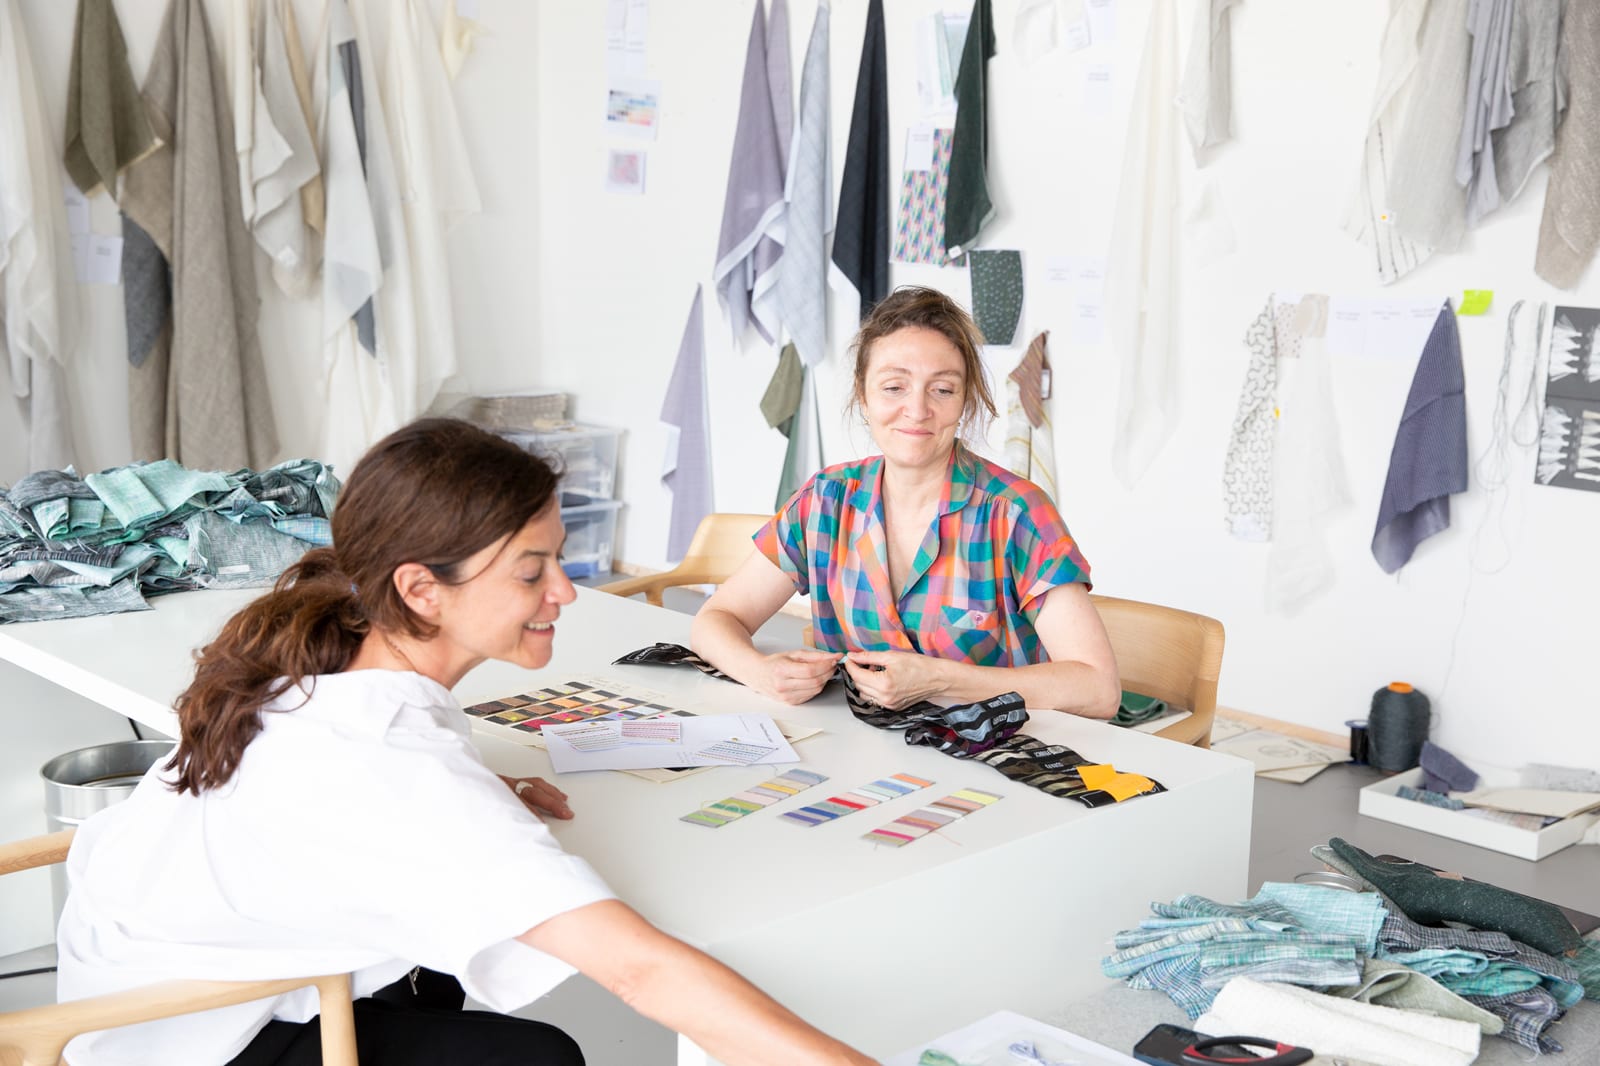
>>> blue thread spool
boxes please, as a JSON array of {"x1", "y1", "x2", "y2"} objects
[
  {"x1": 1367, "y1": 682, "x2": 1430, "y2": 773},
  {"x1": 1345, "y1": 719, "x2": 1369, "y2": 766}
]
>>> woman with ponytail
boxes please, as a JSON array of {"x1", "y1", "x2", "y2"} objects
[{"x1": 55, "y1": 420, "x2": 874, "y2": 1066}]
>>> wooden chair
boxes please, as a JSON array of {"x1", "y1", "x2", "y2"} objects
[
  {"x1": 0, "y1": 829, "x2": 358, "y2": 1066},
  {"x1": 1092, "y1": 594, "x2": 1225, "y2": 748},
  {"x1": 595, "y1": 513, "x2": 768, "y2": 607}
]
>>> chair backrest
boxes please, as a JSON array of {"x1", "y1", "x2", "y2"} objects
[
  {"x1": 596, "y1": 513, "x2": 768, "y2": 606},
  {"x1": 0, "y1": 830, "x2": 358, "y2": 1066},
  {"x1": 1092, "y1": 593, "x2": 1225, "y2": 745}
]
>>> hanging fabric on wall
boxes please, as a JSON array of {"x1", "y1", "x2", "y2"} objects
[
  {"x1": 234, "y1": 0, "x2": 321, "y2": 296},
  {"x1": 1341, "y1": 0, "x2": 1431, "y2": 285},
  {"x1": 830, "y1": 0, "x2": 889, "y2": 322},
  {"x1": 1485, "y1": 0, "x2": 1562, "y2": 222},
  {"x1": 766, "y1": 0, "x2": 793, "y2": 179},
  {"x1": 1454, "y1": 0, "x2": 1516, "y2": 227},
  {"x1": 1, "y1": 0, "x2": 80, "y2": 472},
  {"x1": 1221, "y1": 299, "x2": 1280, "y2": 543},
  {"x1": 661, "y1": 287, "x2": 714, "y2": 562},
  {"x1": 1177, "y1": 0, "x2": 1240, "y2": 164},
  {"x1": 1105, "y1": 0, "x2": 1180, "y2": 488},
  {"x1": 776, "y1": 0, "x2": 831, "y2": 369},
  {"x1": 1372, "y1": 0, "x2": 1471, "y2": 274},
  {"x1": 943, "y1": 0, "x2": 995, "y2": 257},
  {"x1": 1265, "y1": 295, "x2": 1350, "y2": 615},
  {"x1": 63, "y1": 0, "x2": 157, "y2": 200},
  {"x1": 967, "y1": 249, "x2": 1022, "y2": 346},
  {"x1": 712, "y1": 0, "x2": 788, "y2": 347},
  {"x1": 439, "y1": 0, "x2": 484, "y2": 81},
  {"x1": 1004, "y1": 332, "x2": 1058, "y2": 503},
  {"x1": 120, "y1": 0, "x2": 278, "y2": 472},
  {"x1": 1372, "y1": 302, "x2": 1467, "y2": 574},
  {"x1": 1534, "y1": 0, "x2": 1600, "y2": 289},
  {"x1": 276, "y1": 0, "x2": 325, "y2": 235},
  {"x1": 891, "y1": 128, "x2": 958, "y2": 268},
  {"x1": 381, "y1": 0, "x2": 482, "y2": 421},
  {"x1": 761, "y1": 344, "x2": 821, "y2": 509},
  {"x1": 1012, "y1": 0, "x2": 1059, "y2": 66}
]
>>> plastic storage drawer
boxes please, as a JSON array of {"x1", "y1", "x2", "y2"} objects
[
  {"x1": 500, "y1": 424, "x2": 622, "y2": 507},
  {"x1": 560, "y1": 499, "x2": 623, "y2": 579}
]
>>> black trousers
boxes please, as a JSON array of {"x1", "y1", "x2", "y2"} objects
[{"x1": 226, "y1": 968, "x2": 584, "y2": 1066}]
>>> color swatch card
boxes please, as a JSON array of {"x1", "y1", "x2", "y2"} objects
[
  {"x1": 781, "y1": 773, "x2": 934, "y2": 827},
  {"x1": 543, "y1": 713, "x2": 797, "y2": 774},
  {"x1": 681, "y1": 769, "x2": 829, "y2": 828},
  {"x1": 464, "y1": 677, "x2": 690, "y2": 744},
  {"x1": 863, "y1": 788, "x2": 1002, "y2": 847}
]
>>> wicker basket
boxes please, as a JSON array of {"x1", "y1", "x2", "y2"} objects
[{"x1": 444, "y1": 392, "x2": 569, "y2": 430}]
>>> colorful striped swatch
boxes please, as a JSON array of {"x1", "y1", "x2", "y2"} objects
[
  {"x1": 680, "y1": 768, "x2": 828, "y2": 828},
  {"x1": 780, "y1": 772, "x2": 935, "y2": 827},
  {"x1": 863, "y1": 787, "x2": 1003, "y2": 846}
]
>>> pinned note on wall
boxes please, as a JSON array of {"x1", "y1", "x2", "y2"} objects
[{"x1": 1458, "y1": 290, "x2": 1493, "y2": 315}]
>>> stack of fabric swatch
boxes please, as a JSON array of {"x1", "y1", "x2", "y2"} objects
[
  {"x1": 0, "y1": 458, "x2": 339, "y2": 623},
  {"x1": 1105, "y1": 839, "x2": 1600, "y2": 1056}
]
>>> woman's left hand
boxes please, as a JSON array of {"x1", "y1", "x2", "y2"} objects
[
  {"x1": 842, "y1": 650, "x2": 949, "y2": 710},
  {"x1": 500, "y1": 775, "x2": 574, "y2": 820}
]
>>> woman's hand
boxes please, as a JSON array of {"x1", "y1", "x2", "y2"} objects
[
  {"x1": 753, "y1": 649, "x2": 842, "y2": 705},
  {"x1": 843, "y1": 650, "x2": 950, "y2": 709},
  {"x1": 500, "y1": 775, "x2": 573, "y2": 820}
]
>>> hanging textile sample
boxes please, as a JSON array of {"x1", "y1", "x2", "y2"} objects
[
  {"x1": 831, "y1": 0, "x2": 889, "y2": 320},
  {"x1": 63, "y1": 0, "x2": 156, "y2": 199},
  {"x1": 761, "y1": 344, "x2": 823, "y2": 510},
  {"x1": 1534, "y1": 0, "x2": 1600, "y2": 288},
  {"x1": 276, "y1": 0, "x2": 325, "y2": 235},
  {"x1": 1487, "y1": 0, "x2": 1562, "y2": 221},
  {"x1": 892, "y1": 129, "x2": 959, "y2": 268},
  {"x1": 661, "y1": 287, "x2": 714, "y2": 562},
  {"x1": 1, "y1": 0, "x2": 81, "y2": 472},
  {"x1": 968, "y1": 249, "x2": 1023, "y2": 346},
  {"x1": 1537, "y1": 306, "x2": 1600, "y2": 492},
  {"x1": 1005, "y1": 332, "x2": 1058, "y2": 503},
  {"x1": 1372, "y1": 302, "x2": 1467, "y2": 573},
  {"x1": 1105, "y1": 0, "x2": 1180, "y2": 487},
  {"x1": 943, "y1": 0, "x2": 996, "y2": 257},
  {"x1": 120, "y1": 0, "x2": 278, "y2": 472},
  {"x1": 1177, "y1": 0, "x2": 1240, "y2": 164},
  {"x1": 775, "y1": 0, "x2": 831, "y2": 370},
  {"x1": 1221, "y1": 300, "x2": 1280, "y2": 543},
  {"x1": 440, "y1": 0, "x2": 485, "y2": 80},
  {"x1": 713, "y1": 0, "x2": 789, "y2": 346}
]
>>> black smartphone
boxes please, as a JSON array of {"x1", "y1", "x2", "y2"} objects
[{"x1": 1132, "y1": 1023, "x2": 1199, "y2": 1066}]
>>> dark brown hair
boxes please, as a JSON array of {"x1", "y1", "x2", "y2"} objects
[
  {"x1": 849, "y1": 286, "x2": 999, "y2": 439},
  {"x1": 166, "y1": 419, "x2": 561, "y2": 794}
]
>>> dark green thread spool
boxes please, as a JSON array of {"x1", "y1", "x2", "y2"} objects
[{"x1": 1368, "y1": 681, "x2": 1430, "y2": 773}]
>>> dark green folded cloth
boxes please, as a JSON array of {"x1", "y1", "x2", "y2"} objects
[
  {"x1": 1111, "y1": 690, "x2": 1168, "y2": 727},
  {"x1": 1329, "y1": 837, "x2": 1582, "y2": 957}
]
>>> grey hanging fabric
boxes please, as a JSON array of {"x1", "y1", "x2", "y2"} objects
[
  {"x1": 1455, "y1": 0, "x2": 1516, "y2": 227},
  {"x1": 660, "y1": 286, "x2": 713, "y2": 562},
  {"x1": 943, "y1": 0, "x2": 995, "y2": 256},
  {"x1": 1371, "y1": 303, "x2": 1467, "y2": 574},
  {"x1": 1177, "y1": 0, "x2": 1240, "y2": 164},
  {"x1": 119, "y1": 0, "x2": 278, "y2": 471},
  {"x1": 1534, "y1": 0, "x2": 1600, "y2": 288},
  {"x1": 62, "y1": 0, "x2": 157, "y2": 199},
  {"x1": 830, "y1": 0, "x2": 889, "y2": 320},
  {"x1": 775, "y1": 0, "x2": 831, "y2": 369},
  {"x1": 1488, "y1": 0, "x2": 1563, "y2": 214}
]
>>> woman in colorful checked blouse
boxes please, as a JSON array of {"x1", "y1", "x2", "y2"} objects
[{"x1": 692, "y1": 287, "x2": 1120, "y2": 716}]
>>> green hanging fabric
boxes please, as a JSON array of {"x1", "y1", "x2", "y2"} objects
[{"x1": 943, "y1": 0, "x2": 995, "y2": 256}]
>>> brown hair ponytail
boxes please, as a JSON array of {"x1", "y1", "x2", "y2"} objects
[{"x1": 167, "y1": 419, "x2": 561, "y2": 794}]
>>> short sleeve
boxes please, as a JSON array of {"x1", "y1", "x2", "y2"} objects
[
  {"x1": 1006, "y1": 495, "x2": 1092, "y2": 615},
  {"x1": 753, "y1": 481, "x2": 814, "y2": 596}
]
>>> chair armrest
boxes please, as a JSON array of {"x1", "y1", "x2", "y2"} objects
[
  {"x1": 593, "y1": 574, "x2": 669, "y2": 600},
  {"x1": 0, "y1": 830, "x2": 74, "y2": 877}
]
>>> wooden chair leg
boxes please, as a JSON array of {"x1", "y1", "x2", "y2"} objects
[{"x1": 317, "y1": 973, "x2": 358, "y2": 1066}]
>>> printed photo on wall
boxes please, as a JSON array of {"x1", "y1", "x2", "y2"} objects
[
  {"x1": 606, "y1": 149, "x2": 647, "y2": 195},
  {"x1": 1538, "y1": 306, "x2": 1600, "y2": 493}
]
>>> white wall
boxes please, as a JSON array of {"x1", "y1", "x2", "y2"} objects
[{"x1": 536, "y1": 0, "x2": 1600, "y2": 772}]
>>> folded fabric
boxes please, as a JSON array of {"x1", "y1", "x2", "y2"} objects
[
  {"x1": 1330, "y1": 837, "x2": 1582, "y2": 956},
  {"x1": 1197, "y1": 977, "x2": 1481, "y2": 1066},
  {"x1": 1329, "y1": 956, "x2": 1504, "y2": 1035},
  {"x1": 1464, "y1": 987, "x2": 1567, "y2": 1052},
  {"x1": 1419, "y1": 740, "x2": 1478, "y2": 793},
  {"x1": 1112, "y1": 691, "x2": 1168, "y2": 727}
]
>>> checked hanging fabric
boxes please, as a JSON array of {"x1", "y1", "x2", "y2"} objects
[{"x1": 612, "y1": 643, "x2": 1166, "y2": 808}]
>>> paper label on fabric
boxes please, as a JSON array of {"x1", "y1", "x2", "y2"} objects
[
  {"x1": 904, "y1": 126, "x2": 936, "y2": 173},
  {"x1": 1083, "y1": 65, "x2": 1114, "y2": 117},
  {"x1": 64, "y1": 181, "x2": 90, "y2": 235}
]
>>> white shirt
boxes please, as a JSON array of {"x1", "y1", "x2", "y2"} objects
[{"x1": 56, "y1": 670, "x2": 614, "y2": 1066}]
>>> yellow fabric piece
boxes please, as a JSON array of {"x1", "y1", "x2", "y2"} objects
[{"x1": 1079, "y1": 763, "x2": 1157, "y2": 801}]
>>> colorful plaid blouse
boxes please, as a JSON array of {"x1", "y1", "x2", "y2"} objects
[{"x1": 754, "y1": 445, "x2": 1091, "y2": 666}]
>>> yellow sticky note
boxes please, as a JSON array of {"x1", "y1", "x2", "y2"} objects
[
  {"x1": 1078, "y1": 764, "x2": 1118, "y2": 790},
  {"x1": 1101, "y1": 774, "x2": 1156, "y2": 802},
  {"x1": 1458, "y1": 290, "x2": 1493, "y2": 315}
]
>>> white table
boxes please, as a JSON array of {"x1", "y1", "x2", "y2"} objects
[{"x1": 0, "y1": 588, "x2": 1255, "y2": 1062}]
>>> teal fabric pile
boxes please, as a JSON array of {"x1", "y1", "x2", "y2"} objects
[{"x1": 0, "y1": 458, "x2": 339, "y2": 622}]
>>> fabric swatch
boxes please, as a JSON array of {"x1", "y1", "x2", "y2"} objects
[
  {"x1": 831, "y1": 0, "x2": 889, "y2": 319},
  {"x1": 863, "y1": 787, "x2": 1001, "y2": 846},
  {"x1": 968, "y1": 249, "x2": 1023, "y2": 346},
  {"x1": 781, "y1": 773, "x2": 932, "y2": 827},
  {"x1": 891, "y1": 128, "x2": 959, "y2": 267},
  {"x1": 680, "y1": 768, "x2": 828, "y2": 827}
]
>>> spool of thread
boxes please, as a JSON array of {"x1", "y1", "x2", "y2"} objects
[
  {"x1": 1345, "y1": 720, "x2": 1370, "y2": 766},
  {"x1": 1367, "y1": 682, "x2": 1430, "y2": 773}
]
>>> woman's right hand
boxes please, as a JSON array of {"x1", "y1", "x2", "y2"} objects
[{"x1": 754, "y1": 649, "x2": 842, "y2": 704}]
